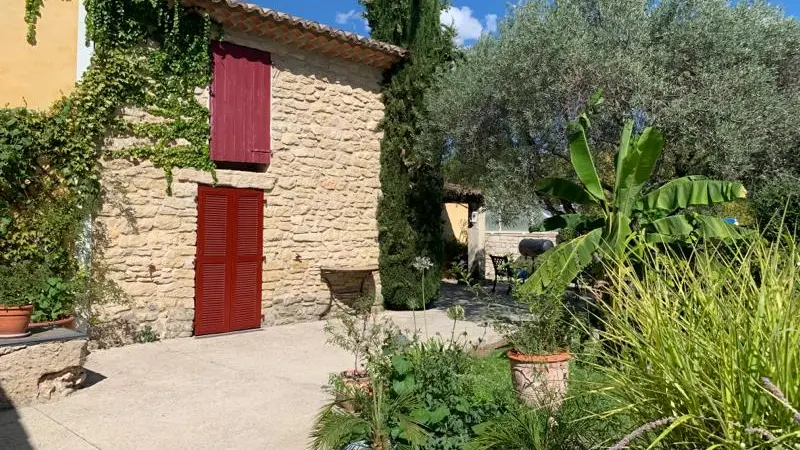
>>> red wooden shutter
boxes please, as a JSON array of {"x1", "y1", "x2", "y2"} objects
[
  {"x1": 230, "y1": 190, "x2": 264, "y2": 331},
  {"x1": 211, "y1": 41, "x2": 271, "y2": 164},
  {"x1": 195, "y1": 188, "x2": 230, "y2": 335},
  {"x1": 195, "y1": 186, "x2": 264, "y2": 336}
]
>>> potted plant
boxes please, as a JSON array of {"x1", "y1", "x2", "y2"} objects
[
  {"x1": 28, "y1": 275, "x2": 77, "y2": 329},
  {"x1": 498, "y1": 291, "x2": 580, "y2": 409},
  {"x1": 0, "y1": 263, "x2": 38, "y2": 338},
  {"x1": 324, "y1": 294, "x2": 392, "y2": 394},
  {"x1": 310, "y1": 378, "x2": 428, "y2": 450}
]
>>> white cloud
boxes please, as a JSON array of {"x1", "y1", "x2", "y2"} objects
[
  {"x1": 440, "y1": 6, "x2": 484, "y2": 45},
  {"x1": 440, "y1": 6, "x2": 501, "y2": 45},
  {"x1": 335, "y1": 10, "x2": 358, "y2": 25},
  {"x1": 485, "y1": 14, "x2": 498, "y2": 33}
]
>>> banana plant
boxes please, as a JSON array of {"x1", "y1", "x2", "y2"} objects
[{"x1": 524, "y1": 117, "x2": 748, "y2": 295}]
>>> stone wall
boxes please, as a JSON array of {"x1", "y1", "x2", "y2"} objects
[
  {"x1": 93, "y1": 30, "x2": 384, "y2": 342},
  {"x1": 0, "y1": 339, "x2": 88, "y2": 409},
  {"x1": 483, "y1": 231, "x2": 558, "y2": 279}
]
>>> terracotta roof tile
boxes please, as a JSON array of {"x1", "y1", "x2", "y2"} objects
[{"x1": 181, "y1": 0, "x2": 407, "y2": 68}]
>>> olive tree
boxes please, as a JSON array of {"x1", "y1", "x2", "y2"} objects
[{"x1": 422, "y1": 0, "x2": 800, "y2": 220}]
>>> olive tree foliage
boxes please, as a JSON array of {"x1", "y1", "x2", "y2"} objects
[{"x1": 421, "y1": 0, "x2": 800, "y2": 217}]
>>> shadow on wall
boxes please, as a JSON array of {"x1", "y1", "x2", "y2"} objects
[
  {"x1": 0, "y1": 385, "x2": 33, "y2": 450},
  {"x1": 318, "y1": 270, "x2": 378, "y2": 318}
]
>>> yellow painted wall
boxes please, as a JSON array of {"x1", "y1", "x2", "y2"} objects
[
  {"x1": 0, "y1": 0, "x2": 79, "y2": 109},
  {"x1": 443, "y1": 203, "x2": 469, "y2": 244}
]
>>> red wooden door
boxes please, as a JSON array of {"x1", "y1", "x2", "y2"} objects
[
  {"x1": 195, "y1": 185, "x2": 264, "y2": 336},
  {"x1": 210, "y1": 41, "x2": 271, "y2": 164}
]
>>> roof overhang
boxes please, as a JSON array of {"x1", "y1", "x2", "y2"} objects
[
  {"x1": 181, "y1": 0, "x2": 408, "y2": 69},
  {"x1": 444, "y1": 183, "x2": 484, "y2": 205}
]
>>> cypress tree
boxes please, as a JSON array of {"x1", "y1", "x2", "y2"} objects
[{"x1": 361, "y1": 0, "x2": 455, "y2": 309}]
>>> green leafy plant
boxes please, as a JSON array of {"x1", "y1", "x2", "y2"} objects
[
  {"x1": 325, "y1": 294, "x2": 395, "y2": 374},
  {"x1": 310, "y1": 378, "x2": 429, "y2": 450},
  {"x1": 8, "y1": 1, "x2": 218, "y2": 330},
  {"x1": 467, "y1": 360, "x2": 630, "y2": 450},
  {"x1": 468, "y1": 404, "x2": 591, "y2": 450},
  {"x1": 595, "y1": 234, "x2": 800, "y2": 448},
  {"x1": 30, "y1": 276, "x2": 75, "y2": 322},
  {"x1": 750, "y1": 176, "x2": 800, "y2": 238},
  {"x1": 135, "y1": 325, "x2": 160, "y2": 343},
  {"x1": 384, "y1": 341, "x2": 514, "y2": 450},
  {"x1": 0, "y1": 262, "x2": 43, "y2": 307},
  {"x1": 527, "y1": 115, "x2": 747, "y2": 295},
  {"x1": 496, "y1": 293, "x2": 582, "y2": 356}
]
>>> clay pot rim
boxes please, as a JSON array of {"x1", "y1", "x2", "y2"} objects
[
  {"x1": 28, "y1": 315, "x2": 76, "y2": 329},
  {"x1": 506, "y1": 349, "x2": 571, "y2": 363},
  {"x1": 0, "y1": 304, "x2": 33, "y2": 312},
  {"x1": 340, "y1": 369, "x2": 369, "y2": 380}
]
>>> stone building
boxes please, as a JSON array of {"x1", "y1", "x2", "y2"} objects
[{"x1": 90, "y1": 1, "x2": 406, "y2": 341}]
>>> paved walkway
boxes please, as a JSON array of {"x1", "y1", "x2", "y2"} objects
[{"x1": 0, "y1": 283, "x2": 504, "y2": 450}]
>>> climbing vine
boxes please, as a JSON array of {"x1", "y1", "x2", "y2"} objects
[
  {"x1": 2, "y1": 0, "x2": 217, "y2": 302},
  {"x1": 24, "y1": 0, "x2": 45, "y2": 44}
]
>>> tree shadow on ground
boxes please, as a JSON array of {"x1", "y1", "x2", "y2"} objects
[
  {"x1": 431, "y1": 281, "x2": 528, "y2": 324},
  {"x1": 0, "y1": 385, "x2": 33, "y2": 450}
]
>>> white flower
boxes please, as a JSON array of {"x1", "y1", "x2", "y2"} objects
[{"x1": 412, "y1": 256, "x2": 433, "y2": 272}]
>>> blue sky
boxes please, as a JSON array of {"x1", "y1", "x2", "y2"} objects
[{"x1": 252, "y1": 0, "x2": 799, "y2": 45}]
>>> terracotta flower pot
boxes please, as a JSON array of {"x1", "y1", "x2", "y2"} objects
[
  {"x1": 336, "y1": 370, "x2": 372, "y2": 413},
  {"x1": 507, "y1": 349, "x2": 571, "y2": 409},
  {"x1": 0, "y1": 305, "x2": 34, "y2": 338},
  {"x1": 28, "y1": 315, "x2": 76, "y2": 330}
]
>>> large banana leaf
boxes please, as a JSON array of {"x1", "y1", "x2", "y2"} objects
[
  {"x1": 536, "y1": 178, "x2": 598, "y2": 205},
  {"x1": 521, "y1": 228, "x2": 603, "y2": 295},
  {"x1": 614, "y1": 126, "x2": 664, "y2": 216},
  {"x1": 601, "y1": 213, "x2": 632, "y2": 256},
  {"x1": 635, "y1": 176, "x2": 747, "y2": 212},
  {"x1": 646, "y1": 215, "x2": 695, "y2": 237},
  {"x1": 643, "y1": 214, "x2": 750, "y2": 242},
  {"x1": 613, "y1": 120, "x2": 634, "y2": 200},
  {"x1": 568, "y1": 124, "x2": 605, "y2": 203},
  {"x1": 693, "y1": 215, "x2": 749, "y2": 240}
]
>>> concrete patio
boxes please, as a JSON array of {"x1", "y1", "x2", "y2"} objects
[{"x1": 0, "y1": 283, "x2": 506, "y2": 450}]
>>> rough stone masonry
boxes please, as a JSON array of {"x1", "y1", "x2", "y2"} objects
[{"x1": 94, "y1": 30, "x2": 385, "y2": 343}]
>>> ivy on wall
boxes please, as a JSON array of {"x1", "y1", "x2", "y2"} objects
[{"x1": 2, "y1": 0, "x2": 217, "y2": 301}]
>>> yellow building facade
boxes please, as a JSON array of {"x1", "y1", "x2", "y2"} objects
[
  {"x1": 0, "y1": 0, "x2": 89, "y2": 110},
  {"x1": 443, "y1": 202, "x2": 469, "y2": 244}
]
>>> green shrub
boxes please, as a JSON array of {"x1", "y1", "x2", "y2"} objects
[
  {"x1": 496, "y1": 291, "x2": 584, "y2": 356},
  {"x1": 31, "y1": 275, "x2": 77, "y2": 322},
  {"x1": 384, "y1": 341, "x2": 516, "y2": 450},
  {"x1": 0, "y1": 262, "x2": 78, "y2": 320},
  {"x1": 363, "y1": 0, "x2": 455, "y2": 311},
  {"x1": 750, "y1": 177, "x2": 800, "y2": 237},
  {"x1": 0, "y1": 262, "x2": 44, "y2": 307},
  {"x1": 597, "y1": 236, "x2": 800, "y2": 448},
  {"x1": 468, "y1": 363, "x2": 631, "y2": 450},
  {"x1": 443, "y1": 239, "x2": 468, "y2": 275},
  {"x1": 310, "y1": 377, "x2": 428, "y2": 450}
]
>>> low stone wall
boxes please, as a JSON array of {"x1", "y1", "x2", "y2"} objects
[
  {"x1": 484, "y1": 231, "x2": 558, "y2": 279},
  {"x1": 0, "y1": 339, "x2": 88, "y2": 409}
]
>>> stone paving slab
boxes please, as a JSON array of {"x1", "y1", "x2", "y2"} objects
[{"x1": 0, "y1": 288, "x2": 502, "y2": 450}]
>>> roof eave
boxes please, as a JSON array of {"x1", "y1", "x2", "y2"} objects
[{"x1": 181, "y1": 0, "x2": 408, "y2": 69}]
